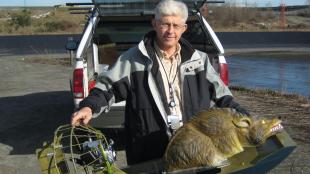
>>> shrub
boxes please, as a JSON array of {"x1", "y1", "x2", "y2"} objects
[
  {"x1": 9, "y1": 9, "x2": 31, "y2": 29},
  {"x1": 37, "y1": 20, "x2": 76, "y2": 32},
  {"x1": 297, "y1": 9, "x2": 310, "y2": 17},
  {"x1": 205, "y1": 5, "x2": 271, "y2": 30},
  {"x1": 44, "y1": 21, "x2": 65, "y2": 32}
]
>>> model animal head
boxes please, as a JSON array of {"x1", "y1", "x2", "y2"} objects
[
  {"x1": 164, "y1": 108, "x2": 283, "y2": 172},
  {"x1": 231, "y1": 112, "x2": 283, "y2": 145},
  {"x1": 236, "y1": 115, "x2": 283, "y2": 145}
]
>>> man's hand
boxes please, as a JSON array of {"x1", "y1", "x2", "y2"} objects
[{"x1": 71, "y1": 107, "x2": 93, "y2": 126}]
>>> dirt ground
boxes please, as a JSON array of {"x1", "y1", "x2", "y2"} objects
[
  {"x1": 0, "y1": 56, "x2": 309, "y2": 174},
  {"x1": 232, "y1": 87, "x2": 310, "y2": 174}
]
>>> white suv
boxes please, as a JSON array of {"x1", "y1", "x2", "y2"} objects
[{"x1": 68, "y1": 0, "x2": 229, "y2": 129}]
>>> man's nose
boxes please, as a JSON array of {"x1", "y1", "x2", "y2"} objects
[{"x1": 167, "y1": 24, "x2": 175, "y2": 32}]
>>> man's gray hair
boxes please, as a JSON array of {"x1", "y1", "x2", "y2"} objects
[{"x1": 154, "y1": 0, "x2": 188, "y2": 23}]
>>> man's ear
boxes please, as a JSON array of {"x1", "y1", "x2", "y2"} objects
[{"x1": 183, "y1": 24, "x2": 188, "y2": 32}]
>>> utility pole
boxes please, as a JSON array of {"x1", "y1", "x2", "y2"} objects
[{"x1": 279, "y1": 0, "x2": 286, "y2": 30}]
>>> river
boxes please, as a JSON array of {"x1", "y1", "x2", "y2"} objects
[{"x1": 227, "y1": 54, "x2": 310, "y2": 97}]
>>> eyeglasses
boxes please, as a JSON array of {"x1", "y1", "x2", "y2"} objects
[{"x1": 157, "y1": 21, "x2": 186, "y2": 30}]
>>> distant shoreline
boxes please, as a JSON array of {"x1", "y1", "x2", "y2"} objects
[{"x1": 226, "y1": 48, "x2": 310, "y2": 58}]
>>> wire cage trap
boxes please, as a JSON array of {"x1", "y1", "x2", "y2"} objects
[{"x1": 37, "y1": 124, "x2": 125, "y2": 174}]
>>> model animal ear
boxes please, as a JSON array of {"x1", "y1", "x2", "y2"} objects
[{"x1": 233, "y1": 117, "x2": 251, "y2": 128}]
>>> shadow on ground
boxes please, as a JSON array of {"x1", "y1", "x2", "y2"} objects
[{"x1": 0, "y1": 91, "x2": 74, "y2": 155}]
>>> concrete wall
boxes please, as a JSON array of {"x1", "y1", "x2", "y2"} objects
[{"x1": 217, "y1": 32, "x2": 310, "y2": 48}]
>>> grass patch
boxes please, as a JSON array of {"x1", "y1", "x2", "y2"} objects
[
  {"x1": 0, "y1": 5, "x2": 309, "y2": 35},
  {"x1": 0, "y1": 7, "x2": 85, "y2": 35}
]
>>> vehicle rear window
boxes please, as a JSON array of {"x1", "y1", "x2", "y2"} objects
[
  {"x1": 95, "y1": 21, "x2": 152, "y2": 44},
  {"x1": 94, "y1": 15, "x2": 216, "y2": 54}
]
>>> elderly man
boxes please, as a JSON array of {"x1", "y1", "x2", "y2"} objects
[{"x1": 71, "y1": 0, "x2": 248, "y2": 165}]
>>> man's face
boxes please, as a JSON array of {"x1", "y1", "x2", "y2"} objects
[{"x1": 152, "y1": 15, "x2": 187, "y2": 50}]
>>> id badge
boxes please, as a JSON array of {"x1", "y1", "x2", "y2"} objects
[{"x1": 167, "y1": 115, "x2": 182, "y2": 131}]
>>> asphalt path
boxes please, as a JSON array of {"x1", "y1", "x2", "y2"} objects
[
  {"x1": 0, "y1": 34, "x2": 80, "y2": 57},
  {"x1": 0, "y1": 57, "x2": 73, "y2": 173},
  {"x1": 0, "y1": 32, "x2": 309, "y2": 57}
]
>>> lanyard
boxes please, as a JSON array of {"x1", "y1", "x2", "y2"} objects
[{"x1": 155, "y1": 51, "x2": 179, "y2": 108}]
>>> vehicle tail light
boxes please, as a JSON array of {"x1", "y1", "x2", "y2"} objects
[
  {"x1": 73, "y1": 68, "x2": 84, "y2": 98},
  {"x1": 219, "y1": 56, "x2": 229, "y2": 86},
  {"x1": 220, "y1": 63, "x2": 229, "y2": 86},
  {"x1": 88, "y1": 80, "x2": 96, "y2": 92}
]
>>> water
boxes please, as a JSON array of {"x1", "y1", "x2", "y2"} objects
[{"x1": 227, "y1": 55, "x2": 310, "y2": 97}]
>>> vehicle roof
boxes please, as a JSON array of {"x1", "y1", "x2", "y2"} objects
[
  {"x1": 92, "y1": 0, "x2": 204, "y2": 16},
  {"x1": 98, "y1": 13, "x2": 197, "y2": 22}
]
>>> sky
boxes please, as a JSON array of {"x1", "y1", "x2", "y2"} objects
[{"x1": 0, "y1": 0, "x2": 308, "y2": 7}]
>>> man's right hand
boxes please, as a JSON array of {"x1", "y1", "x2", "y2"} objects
[{"x1": 71, "y1": 107, "x2": 93, "y2": 126}]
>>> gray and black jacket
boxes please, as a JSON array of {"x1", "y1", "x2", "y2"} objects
[{"x1": 79, "y1": 31, "x2": 248, "y2": 164}]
